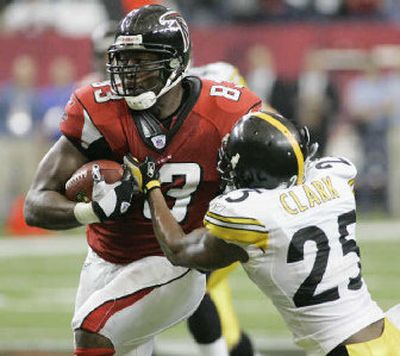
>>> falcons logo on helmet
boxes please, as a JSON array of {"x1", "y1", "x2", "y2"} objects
[{"x1": 159, "y1": 11, "x2": 190, "y2": 53}]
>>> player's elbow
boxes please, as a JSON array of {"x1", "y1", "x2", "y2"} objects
[
  {"x1": 167, "y1": 255, "x2": 184, "y2": 267},
  {"x1": 23, "y1": 192, "x2": 43, "y2": 227},
  {"x1": 167, "y1": 254, "x2": 194, "y2": 269},
  {"x1": 164, "y1": 248, "x2": 208, "y2": 270},
  {"x1": 23, "y1": 195, "x2": 37, "y2": 227},
  {"x1": 162, "y1": 245, "x2": 191, "y2": 268},
  {"x1": 162, "y1": 246, "x2": 185, "y2": 267}
]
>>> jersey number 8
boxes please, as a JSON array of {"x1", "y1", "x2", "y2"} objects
[{"x1": 210, "y1": 85, "x2": 241, "y2": 101}]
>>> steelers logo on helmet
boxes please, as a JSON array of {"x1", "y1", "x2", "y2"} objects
[
  {"x1": 107, "y1": 5, "x2": 191, "y2": 111},
  {"x1": 218, "y1": 111, "x2": 314, "y2": 189}
]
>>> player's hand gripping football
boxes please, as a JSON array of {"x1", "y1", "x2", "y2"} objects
[
  {"x1": 91, "y1": 164, "x2": 136, "y2": 221},
  {"x1": 123, "y1": 154, "x2": 161, "y2": 194}
]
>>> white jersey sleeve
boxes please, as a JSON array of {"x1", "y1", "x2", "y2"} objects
[{"x1": 204, "y1": 191, "x2": 268, "y2": 251}]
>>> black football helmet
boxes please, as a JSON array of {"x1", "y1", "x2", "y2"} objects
[
  {"x1": 107, "y1": 5, "x2": 191, "y2": 110},
  {"x1": 218, "y1": 111, "x2": 315, "y2": 190}
]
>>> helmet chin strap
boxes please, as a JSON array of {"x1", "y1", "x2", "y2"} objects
[{"x1": 125, "y1": 91, "x2": 157, "y2": 111}]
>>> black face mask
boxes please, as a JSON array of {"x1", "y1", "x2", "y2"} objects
[{"x1": 107, "y1": 49, "x2": 172, "y2": 97}]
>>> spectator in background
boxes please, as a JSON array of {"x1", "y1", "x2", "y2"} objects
[
  {"x1": 122, "y1": 0, "x2": 161, "y2": 12},
  {"x1": 294, "y1": 49, "x2": 340, "y2": 155},
  {"x1": 215, "y1": 0, "x2": 263, "y2": 22},
  {"x1": 345, "y1": 0, "x2": 384, "y2": 17},
  {"x1": 100, "y1": 0, "x2": 124, "y2": 22},
  {"x1": 245, "y1": 45, "x2": 297, "y2": 119},
  {"x1": 378, "y1": 52, "x2": 400, "y2": 216},
  {"x1": 345, "y1": 55, "x2": 390, "y2": 212},
  {"x1": 40, "y1": 56, "x2": 76, "y2": 142},
  {"x1": 101, "y1": 0, "x2": 178, "y2": 21},
  {"x1": 0, "y1": 54, "x2": 41, "y2": 229},
  {"x1": 121, "y1": 0, "x2": 179, "y2": 14},
  {"x1": 174, "y1": 0, "x2": 389, "y2": 22},
  {"x1": 0, "y1": 54, "x2": 41, "y2": 136},
  {"x1": 383, "y1": 0, "x2": 400, "y2": 22},
  {"x1": 2, "y1": 0, "x2": 108, "y2": 36}
]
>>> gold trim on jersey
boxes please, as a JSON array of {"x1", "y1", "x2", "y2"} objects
[
  {"x1": 253, "y1": 112, "x2": 304, "y2": 184},
  {"x1": 206, "y1": 211, "x2": 265, "y2": 227},
  {"x1": 204, "y1": 211, "x2": 268, "y2": 249},
  {"x1": 348, "y1": 178, "x2": 355, "y2": 194}
]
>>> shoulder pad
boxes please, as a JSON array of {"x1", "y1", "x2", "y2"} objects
[
  {"x1": 194, "y1": 79, "x2": 261, "y2": 135},
  {"x1": 311, "y1": 156, "x2": 357, "y2": 180}
]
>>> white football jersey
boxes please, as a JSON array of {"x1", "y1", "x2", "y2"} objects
[
  {"x1": 204, "y1": 156, "x2": 384, "y2": 355},
  {"x1": 188, "y1": 61, "x2": 246, "y2": 86}
]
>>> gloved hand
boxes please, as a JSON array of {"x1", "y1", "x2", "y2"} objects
[
  {"x1": 91, "y1": 163, "x2": 120, "y2": 201},
  {"x1": 91, "y1": 165, "x2": 136, "y2": 221},
  {"x1": 123, "y1": 154, "x2": 161, "y2": 194},
  {"x1": 74, "y1": 165, "x2": 136, "y2": 225}
]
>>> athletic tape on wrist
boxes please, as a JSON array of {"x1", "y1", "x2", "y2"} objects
[
  {"x1": 74, "y1": 202, "x2": 100, "y2": 225},
  {"x1": 144, "y1": 180, "x2": 161, "y2": 194}
]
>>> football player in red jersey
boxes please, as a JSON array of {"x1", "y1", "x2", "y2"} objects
[{"x1": 24, "y1": 5, "x2": 262, "y2": 356}]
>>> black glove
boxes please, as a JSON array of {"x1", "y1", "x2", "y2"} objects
[
  {"x1": 123, "y1": 154, "x2": 161, "y2": 194},
  {"x1": 91, "y1": 166, "x2": 136, "y2": 221}
]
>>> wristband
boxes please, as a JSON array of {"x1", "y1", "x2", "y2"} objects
[
  {"x1": 144, "y1": 180, "x2": 161, "y2": 194},
  {"x1": 74, "y1": 202, "x2": 100, "y2": 225}
]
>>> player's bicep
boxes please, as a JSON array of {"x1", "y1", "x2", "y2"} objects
[
  {"x1": 30, "y1": 136, "x2": 88, "y2": 193},
  {"x1": 173, "y1": 228, "x2": 248, "y2": 270}
]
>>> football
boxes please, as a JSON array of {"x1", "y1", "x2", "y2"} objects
[{"x1": 65, "y1": 160, "x2": 124, "y2": 202}]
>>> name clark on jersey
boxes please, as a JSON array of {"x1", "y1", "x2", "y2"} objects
[{"x1": 280, "y1": 176, "x2": 340, "y2": 215}]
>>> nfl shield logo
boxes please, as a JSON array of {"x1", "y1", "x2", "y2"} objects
[{"x1": 151, "y1": 134, "x2": 166, "y2": 149}]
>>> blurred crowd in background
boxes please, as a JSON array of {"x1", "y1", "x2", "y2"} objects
[
  {"x1": 1, "y1": 0, "x2": 400, "y2": 234},
  {"x1": 2, "y1": 0, "x2": 400, "y2": 29}
]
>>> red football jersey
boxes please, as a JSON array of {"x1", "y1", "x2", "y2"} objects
[{"x1": 60, "y1": 77, "x2": 262, "y2": 263}]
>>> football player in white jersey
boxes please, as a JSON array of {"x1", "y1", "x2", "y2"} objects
[{"x1": 126, "y1": 110, "x2": 400, "y2": 355}]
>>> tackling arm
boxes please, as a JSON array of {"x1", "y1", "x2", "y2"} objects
[
  {"x1": 24, "y1": 136, "x2": 89, "y2": 230},
  {"x1": 147, "y1": 188, "x2": 249, "y2": 270}
]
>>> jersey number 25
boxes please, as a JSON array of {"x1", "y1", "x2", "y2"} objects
[{"x1": 287, "y1": 209, "x2": 362, "y2": 307}]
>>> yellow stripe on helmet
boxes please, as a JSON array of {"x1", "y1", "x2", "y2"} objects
[{"x1": 254, "y1": 112, "x2": 305, "y2": 184}]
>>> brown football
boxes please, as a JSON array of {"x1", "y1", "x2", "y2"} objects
[{"x1": 65, "y1": 160, "x2": 124, "y2": 202}]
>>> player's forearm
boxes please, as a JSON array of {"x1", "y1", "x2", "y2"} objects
[
  {"x1": 148, "y1": 188, "x2": 187, "y2": 263},
  {"x1": 24, "y1": 189, "x2": 82, "y2": 230}
]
